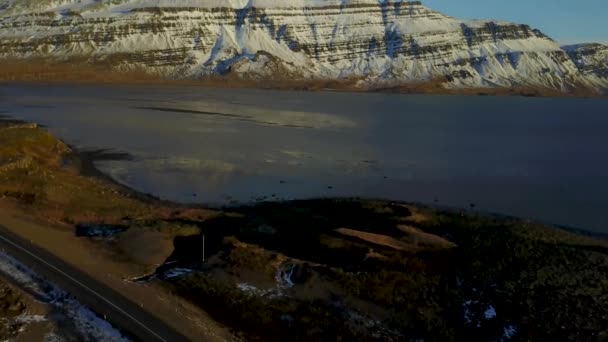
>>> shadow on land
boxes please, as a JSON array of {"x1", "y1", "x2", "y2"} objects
[{"x1": 160, "y1": 199, "x2": 433, "y2": 271}]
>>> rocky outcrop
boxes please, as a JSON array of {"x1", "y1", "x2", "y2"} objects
[{"x1": 0, "y1": 0, "x2": 606, "y2": 92}]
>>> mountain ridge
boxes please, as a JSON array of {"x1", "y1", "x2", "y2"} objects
[{"x1": 0, "y1": 0, "x2": 606, "y2": 93}]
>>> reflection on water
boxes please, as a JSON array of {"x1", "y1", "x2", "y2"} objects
[{"x1": 1, "y1": 84, "x2": 608, "y2": 232}]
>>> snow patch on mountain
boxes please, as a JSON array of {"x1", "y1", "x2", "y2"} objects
[{"x1": 0, "y1": 0, "x2": 606, "y2": 92}]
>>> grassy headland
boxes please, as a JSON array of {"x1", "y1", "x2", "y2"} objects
[{"x1": 0, "y1": 121, "x2": 606, "y2": 341}]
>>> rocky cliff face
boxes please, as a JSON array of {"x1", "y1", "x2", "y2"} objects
[
  {"x1": 563, "y1": 43, "x2": 608, "y2": 89},
  {"x1": 0, "y1": 0, "x2": 606, "y2": 91}
]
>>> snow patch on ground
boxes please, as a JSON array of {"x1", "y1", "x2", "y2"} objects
[
  {"x1": 66, "y1": 299, "x2": 128, "y2": 341},
  {"x1": 75, "y1": 223, "x2": 128, "y2": 238},
  {"x1": 275, "y1": 263, "x2": 296, "y2": 289},
  {"x1": 463, "y1": 300, "x2": 475, "y2": 324},
  {"x1": 503, "y1": 325, "x2": 517, "y2": 339},
  {"x1": 0, "y1": 252, "x2": 130, "y2": 341},
  {"x1": 331, "y1": 301, "x2": 403, "y2": 339},
  {"x1": 14, "y1": 313, "x2": 46, "y2": 324},
  {"x1": 484, "y1": 305, "x2": 497, "y2": 319},
  {"x1": 43, "y1": 332, "x2": 66, "y2": 342},
  {"x1": 463, "y1": 299, "x2": 497, "y2": 328},
  {"x1": 237, "y1": 283, "x2": 284, "y2": 299},
  {"x1": 161, "y1": 267, "x2": 195, "y2": 279},
  {"x1": 236, "y1": 261, "x2": 300, "y2": 298}
]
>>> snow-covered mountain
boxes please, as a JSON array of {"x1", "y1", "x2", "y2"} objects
[
  {"x1": 562, "y1": 43, "x2": 608, "y2": 89},
  {"x1": 0, "y1": 0, "x2": 606, "y2": 92}
]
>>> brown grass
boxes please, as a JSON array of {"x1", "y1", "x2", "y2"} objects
[
  {"x1": 399, "y1": 225, "x2": 457, "y2": 249},
  {"x1": 0, "y1": 58, "x2": 603, "y2": 98},
  {"x1": 401, "y1": 205, "x2": 431, "y2": 224},
  {"x1": 335, "y1": 226, "x2": 455, "y2": 251},
  {"x1": 223, "y1": 236, "x2": 287, "y2": 277},
  {"x1": 0, "y1": 57, "x2": 362, "y2": 90},
  {"x1": 0, "y1": 57, "x2": 160, "y2": 84},
  {"x1": 0, "y1": 122, "x2": 214, "y2": 227},
  {"x1": 335, "y1": 227, "x2": 413, "y2": 251}
]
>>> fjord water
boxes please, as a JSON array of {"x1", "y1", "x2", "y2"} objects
[{"x1": 1, "y1": 84, "x2": 607, "y2": 233}]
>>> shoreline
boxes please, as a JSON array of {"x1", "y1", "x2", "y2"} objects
[
  {"x1": 1, "y1": 120, "x2": 607, "y2": 340},
  {"x1": 0, "y1": 60, "x2": 606, "y2": 99},
  {"x1": 4, "y1": 79, "x2": 605, "y2": 100},
  {"x1": 2, "y1": 116, "x2": 606, "y2": 238},
  {"x1": 73, "y1": 137, "x2": 607, "y2": 239},
  {"x1": 72, "y1": 136, "x2": 608, "y2": 239}
]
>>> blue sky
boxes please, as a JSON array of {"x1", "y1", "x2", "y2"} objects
[{"x1": 423, "y1": 0, "x2": 607, "y2": 44}]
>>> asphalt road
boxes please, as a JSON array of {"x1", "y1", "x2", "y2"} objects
[{"x1": 0, "y1": 224, "x2": 190, "y2": 342}]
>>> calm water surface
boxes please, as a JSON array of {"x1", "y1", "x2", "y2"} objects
[{"x1": 1, "y1": 84, "x2": 607, "y2": 232}]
